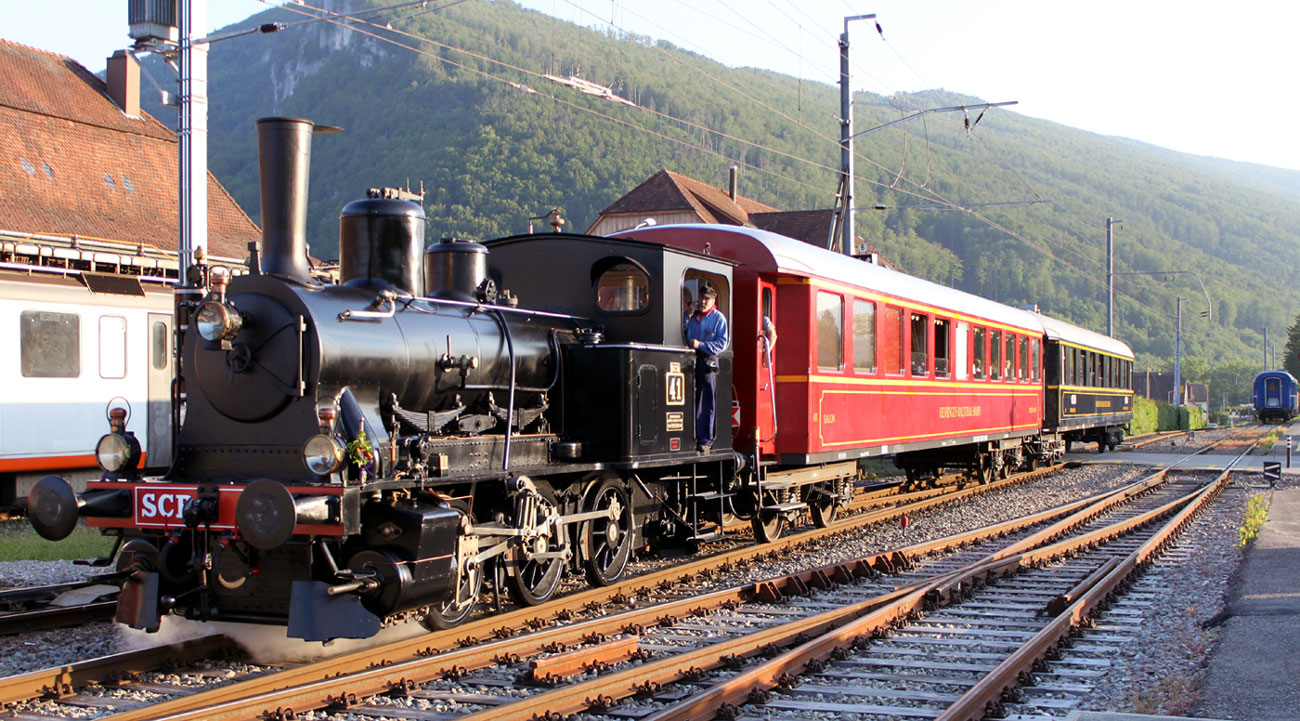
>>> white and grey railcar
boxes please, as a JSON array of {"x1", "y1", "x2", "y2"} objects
[{"x1": 0, "y1": 263, "x2": 174, "y2": 505}]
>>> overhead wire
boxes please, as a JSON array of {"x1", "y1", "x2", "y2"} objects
[{"x1": 259, "y1": 0, "x2": 1146, "y2": 312}]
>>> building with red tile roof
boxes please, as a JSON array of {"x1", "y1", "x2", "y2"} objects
[
  {"x1": 0, "y1": 39, "x2": 259, "y2": 271},
  {"x1": 586, "y1": 169, "x2": 884, "y2": 264}
]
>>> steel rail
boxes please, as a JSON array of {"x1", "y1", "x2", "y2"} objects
[
  {"x1": 0, "y1": 599, "x2": 116, "y2": 636},
  {"x1": 641, "y1": 472, "x2": 1216, "y2": 721},
  {"x1": 0, "y1": 635, "x2": 240, "y2": 706},
  {"x1": 1124, "y1": 429, "x2": 1189, "y2": 449},
  {"x1": 106, "y1": 466, "x2": 1122, "y2": 721},
  {"x1": 934, "y1": 461, "x2": 1238, "y2": 720}
]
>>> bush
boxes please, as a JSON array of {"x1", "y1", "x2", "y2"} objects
[{"x1": 1131, "y1": 396, "x2": 1160, "y2": 435}]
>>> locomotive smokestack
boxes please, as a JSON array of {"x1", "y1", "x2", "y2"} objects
[{"x1": 255, "y1": 117, "x2": 340, "y2": 283}]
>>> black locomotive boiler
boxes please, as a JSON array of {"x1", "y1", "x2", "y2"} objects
[{"x1": 27, "y1": 118, "x2": 744, "y2": 640}]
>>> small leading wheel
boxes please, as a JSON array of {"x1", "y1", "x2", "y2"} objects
[
  {"x1": 506, "y1": 493, "x2": 566, "y2": 606},
  {"x1": 582, "y1": 478, "x2": 634, "y2": 586},
  {"x1": 423, "y1": 555, "x2": 483, "y2": 630},
  {"x1": 808, "y1": 486, "x2": 838, "y2": 528}
]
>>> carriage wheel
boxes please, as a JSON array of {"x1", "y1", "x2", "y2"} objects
[
  {"x1": 750, "y1": 489, "x2": 786, "y2": 542},
  {"x1": 582, "y1": 478, "x2": 634, "y2": 586},
  {"x1": 809, "y1": 487, "x2": 839, "y2": 528},
  {"x1": 505, "y1": 493, "x2": 566, "y2": 606}
]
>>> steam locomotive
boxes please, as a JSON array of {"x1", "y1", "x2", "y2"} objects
[{"x1": 27, "y1": 117, "x2": 1134, "y2": 641}]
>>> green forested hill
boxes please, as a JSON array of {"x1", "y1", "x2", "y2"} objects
[{"x1": 143, "y1": 0, "x2": 1300, "y2": 395}]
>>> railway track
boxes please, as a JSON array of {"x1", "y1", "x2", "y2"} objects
[
  {"x1": 0, "y1": 455, "x2": 1237, "y2": 721},
  {"x1": 0, "y1": 575, "x2": 123, "y2": 636},
  {"x1": 0, "y1": 463, "x2": 1069, "y2": 715}
]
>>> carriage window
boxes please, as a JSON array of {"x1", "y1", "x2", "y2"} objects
[
  {"x1": 853, "y1": 299, "x2": 876, "y2": 373},
  {"x1": 151, "y1": 321, "x2": 169, "y2": 370},
  {"x1": 1004, "y1": 334, "x2": 1015, "y2": 380},
  {"x1": 1018, "y1": 336, "x2": 1029, "y2": 381},
  {"x1": 816, "y1": 292, "x2": 843, "y2": 371},
  {"x1": 99, "y1": 315, "x2": 127, "y2": 379},
  {"x1": 934, "y1": 318, "x2": 950, "y2": 377},
  {"x1": 1030, "y1": 339, "x2": 1040, "y2": 382},
  {"x1": 990, "y1": 330, "x2": 1002, "y2": 380},
  {"x1": 909, "y1": 313, "x2": 928, "y2": 376},
  {"x1": 973, "y1": 326, "x2": 986, "y2": 379},
  {"x1": 883, "y1": 306, "x2": 904, "y2": 375},
  {"x1": 21, "y1": 311, "x2": 80, "y2": 378},
  {"x1": 596, "y1": 263, "x2": 650, "y2": 313},
  {"x1": 1088, "y1": 352, "x2": 1097, "y2": 387}
]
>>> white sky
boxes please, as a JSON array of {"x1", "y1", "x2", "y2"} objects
[{"x1": 5, "y1": 0, "x2": 1298, "y2": 171}]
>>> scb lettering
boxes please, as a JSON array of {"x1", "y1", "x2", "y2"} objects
[{"x1": 139, "y1": 491, "x2": 195, "y2": 520}]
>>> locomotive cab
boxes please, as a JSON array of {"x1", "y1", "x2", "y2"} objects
[{"x1": 486, "y1": 233, "x2": 737, "y2": 461}]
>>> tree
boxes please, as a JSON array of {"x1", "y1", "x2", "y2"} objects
[{"x1": 1284, "y1": 314, "x2": 1300, "y2": 378}]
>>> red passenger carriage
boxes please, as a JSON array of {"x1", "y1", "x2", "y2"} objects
[{"x1": 616, "y1": 225, "x2": 1050, "y2": 483}]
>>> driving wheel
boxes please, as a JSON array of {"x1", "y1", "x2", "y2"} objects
[{"x1": 582, "y1": 477, "x2": 634, "y2": 586}]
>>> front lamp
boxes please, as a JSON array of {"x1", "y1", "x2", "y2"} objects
[
  {"x1": 303, "y1": 434, "x2": 347, "y2": 476},
  {"x1": 196, "y1": 300, "x2": 243, "y2": 342},
  {"x1": 96, "y1": 432, "x2": 141, "y2": 473}
]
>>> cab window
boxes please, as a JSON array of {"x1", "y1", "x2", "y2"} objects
[
  {"x1": 679, "y1": 272, "x2": 730, "y2": 348},
  {"x1": 596, "y1": 262, "x2": 649, "y2": 314}
]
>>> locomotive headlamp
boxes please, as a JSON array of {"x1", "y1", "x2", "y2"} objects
[
  {"x1": 96, "y1": 431, "x2": 140, "y2": 473},
  {"x1": 303, "y1": 434, "x2": 347, "y2": 475},
  {"x1": 196, "y1": 299, "x2": 243, "y2": 342}
]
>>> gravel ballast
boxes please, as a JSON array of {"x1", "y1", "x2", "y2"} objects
[{"x1": 0, "y1": 463, "x2": 1278, "y2": 719}]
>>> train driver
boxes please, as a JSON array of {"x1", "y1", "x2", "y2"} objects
[{"x1": 685, "y1": 283, "x2": 728, "y2": 453}]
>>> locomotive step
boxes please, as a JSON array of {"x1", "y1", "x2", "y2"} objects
[{"x1": 688, "y1": 491, "x2": 736, "y2": 502}]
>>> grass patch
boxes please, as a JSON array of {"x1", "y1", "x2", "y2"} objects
[
  {"x1": 1237, "y1": 493, "x2": 1271, "y2": 549},
  {"x1": 1256, "y1": 427, "x2": 1285, "y2": 454},
  {"x1": 0, "y1": 521, "x2": 116, "y2": 562}
]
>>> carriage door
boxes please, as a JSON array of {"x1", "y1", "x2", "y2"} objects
[
  {"x1": 1265, "y1": 377, "x2": 1282, "y2": 408},
  {"x1": 756, "y1": 282, "x2": 778, "y2": 454},
  {"x1": 146, "y1": 313, "x2": 173, "y2": 468}
]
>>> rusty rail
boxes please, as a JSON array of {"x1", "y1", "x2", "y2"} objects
[
  {"x1": 0, "y1": 634, "x2": 240, "y2": 706},
  {"x1": 935, "y1": 466, "x2": 1233, "y2": 721},
  {"x1": 642, "y1": 472, "x2": 1219, "y2": 721},
  {"x1": 109, "y1": 465, "x2": 1135, "y2": 721}
]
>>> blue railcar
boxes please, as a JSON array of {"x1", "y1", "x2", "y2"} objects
[{"x1": 1253, "y1": 370, "x2": 1299, "y2": 423}]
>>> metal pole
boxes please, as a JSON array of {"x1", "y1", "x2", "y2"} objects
[
  {"x1": 838, "y1": 23, "x2": 853, "y2": 257},
  {"x1": 178, "y1": 0, "x2": 209, "y2": 278},
  {"x1": 838, "y1": 14, "x2": 876, "y2": 258},
  {"x1": 1106, "y1": 217, "x2": 1121, "y2": 337},
  {"x1": 1264, "y1": 327, "x2": 1269, "y2": 371},
  {"x1": 1174, "y1": 296, "x2": 1182, "y2": 408}
]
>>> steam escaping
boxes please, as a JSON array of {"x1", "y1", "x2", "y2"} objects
[{"x1": 116, "y1": 614, "x2": 433, "y2": 664}]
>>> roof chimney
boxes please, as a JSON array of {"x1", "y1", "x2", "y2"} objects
[
  {"x1": 728, "y1": 166, "x2": 738, "y2": 200},
  {"x1": 106, "y1": 51, "x2": 140, "y2": 118}
]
